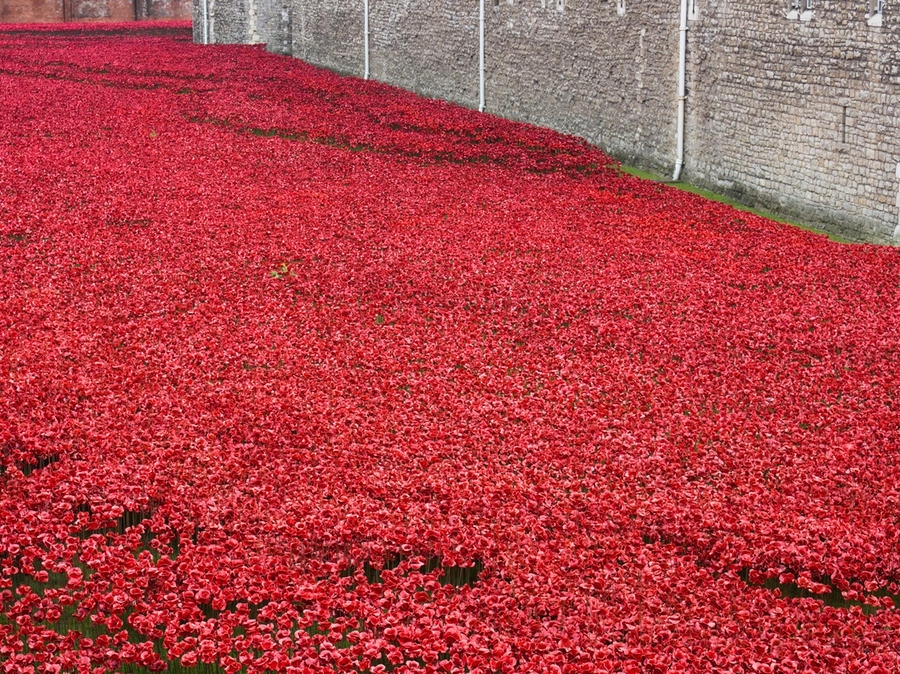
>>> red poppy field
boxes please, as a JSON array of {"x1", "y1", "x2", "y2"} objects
[{"x1": 1, "y1": 22, "x2": 900, "y2": 674}]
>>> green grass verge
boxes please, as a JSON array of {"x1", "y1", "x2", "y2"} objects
[{"x1": 617, "y1": 165, "x2": 857, "y2": 244}]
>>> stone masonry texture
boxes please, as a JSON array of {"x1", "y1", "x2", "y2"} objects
[
  {"x1": 1, "y1": 0, "x2": 191, "y2": 21},
  {"x1": 195, "y1": 0, "x2": 900, "y2": 244},
  {"x1": 1, "y1": 0, "x2": 61, "y2": 21}
]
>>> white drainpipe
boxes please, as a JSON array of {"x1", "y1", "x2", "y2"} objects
[
  {"x1": 364, "y1": 0, "x2": 370, "y2": 80},
  {"x1": 201, "y1": 0, "x2": 209, "y2": 44},
  {"x1": 248, "y1": 0, "x2": 260, "y2": 43},
  {"x1": 479, "y1": 0, "x2": 485, "y2": 112},
  {"x1": 672, "y1": 0, "x2": 688, "y2": 181}
]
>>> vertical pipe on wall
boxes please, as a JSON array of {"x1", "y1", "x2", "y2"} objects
[
  {"x1": 364, "y1": 0, "x2": 370, "y2": 80},
  {"x1": 479, "y1": 0, "x2": 485, "y2": 112},
  {"x1": 201, "y1": 0, "x2": 209, "y2": 44},
  {"x1": 672, "y1": 0, "x2": 688, "y2": 181},
  {"x1": 248, "y1": 0, "x2": 260, "y2": 43}
]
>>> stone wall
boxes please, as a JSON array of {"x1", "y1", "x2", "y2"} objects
[
  {"x1": 139, "y1": 0, "x2": 190, "y2": 20},
  {"x1": 685, "y1": 1, "x2": 899, "y2": 243},
  {"x1": 368, "y1": 1, "x2": 479, "y2": 109},
  {"x1": 1, "y1": 0, "x2": 191, "y2": 22},
  {"x1": 194, "y1": 0, "x2": 900, "y2": 244},
  {"x1": 193, "y1": 0, "x2": 291, "y2": 52},
  {"x1": 485, "y1": 1, "x2": 679, "y2": 173},
  {"x1": 1, "y1": 0, "x2": 60, "y2": 21},
  {"x1": 292, "y1": 0, "x2": 362, "y2": 70},
  {"x1": 69, "y1": 0, "x2": 137, "y2": 20}
]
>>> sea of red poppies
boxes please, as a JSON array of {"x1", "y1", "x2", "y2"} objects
[{"x1": 1, "y1": 21, "x2": 899, "y2": 674}]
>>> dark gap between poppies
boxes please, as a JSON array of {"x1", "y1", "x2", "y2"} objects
[
  {"x1": 641, "y1": 531, "x2": 899, "y2": 615},
  {"x1": 738, "y1": 568, "x2": 900, "y2": 615},
  {"x1": 347, "y1": 555, "x2": 483, "y2": 587}
]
